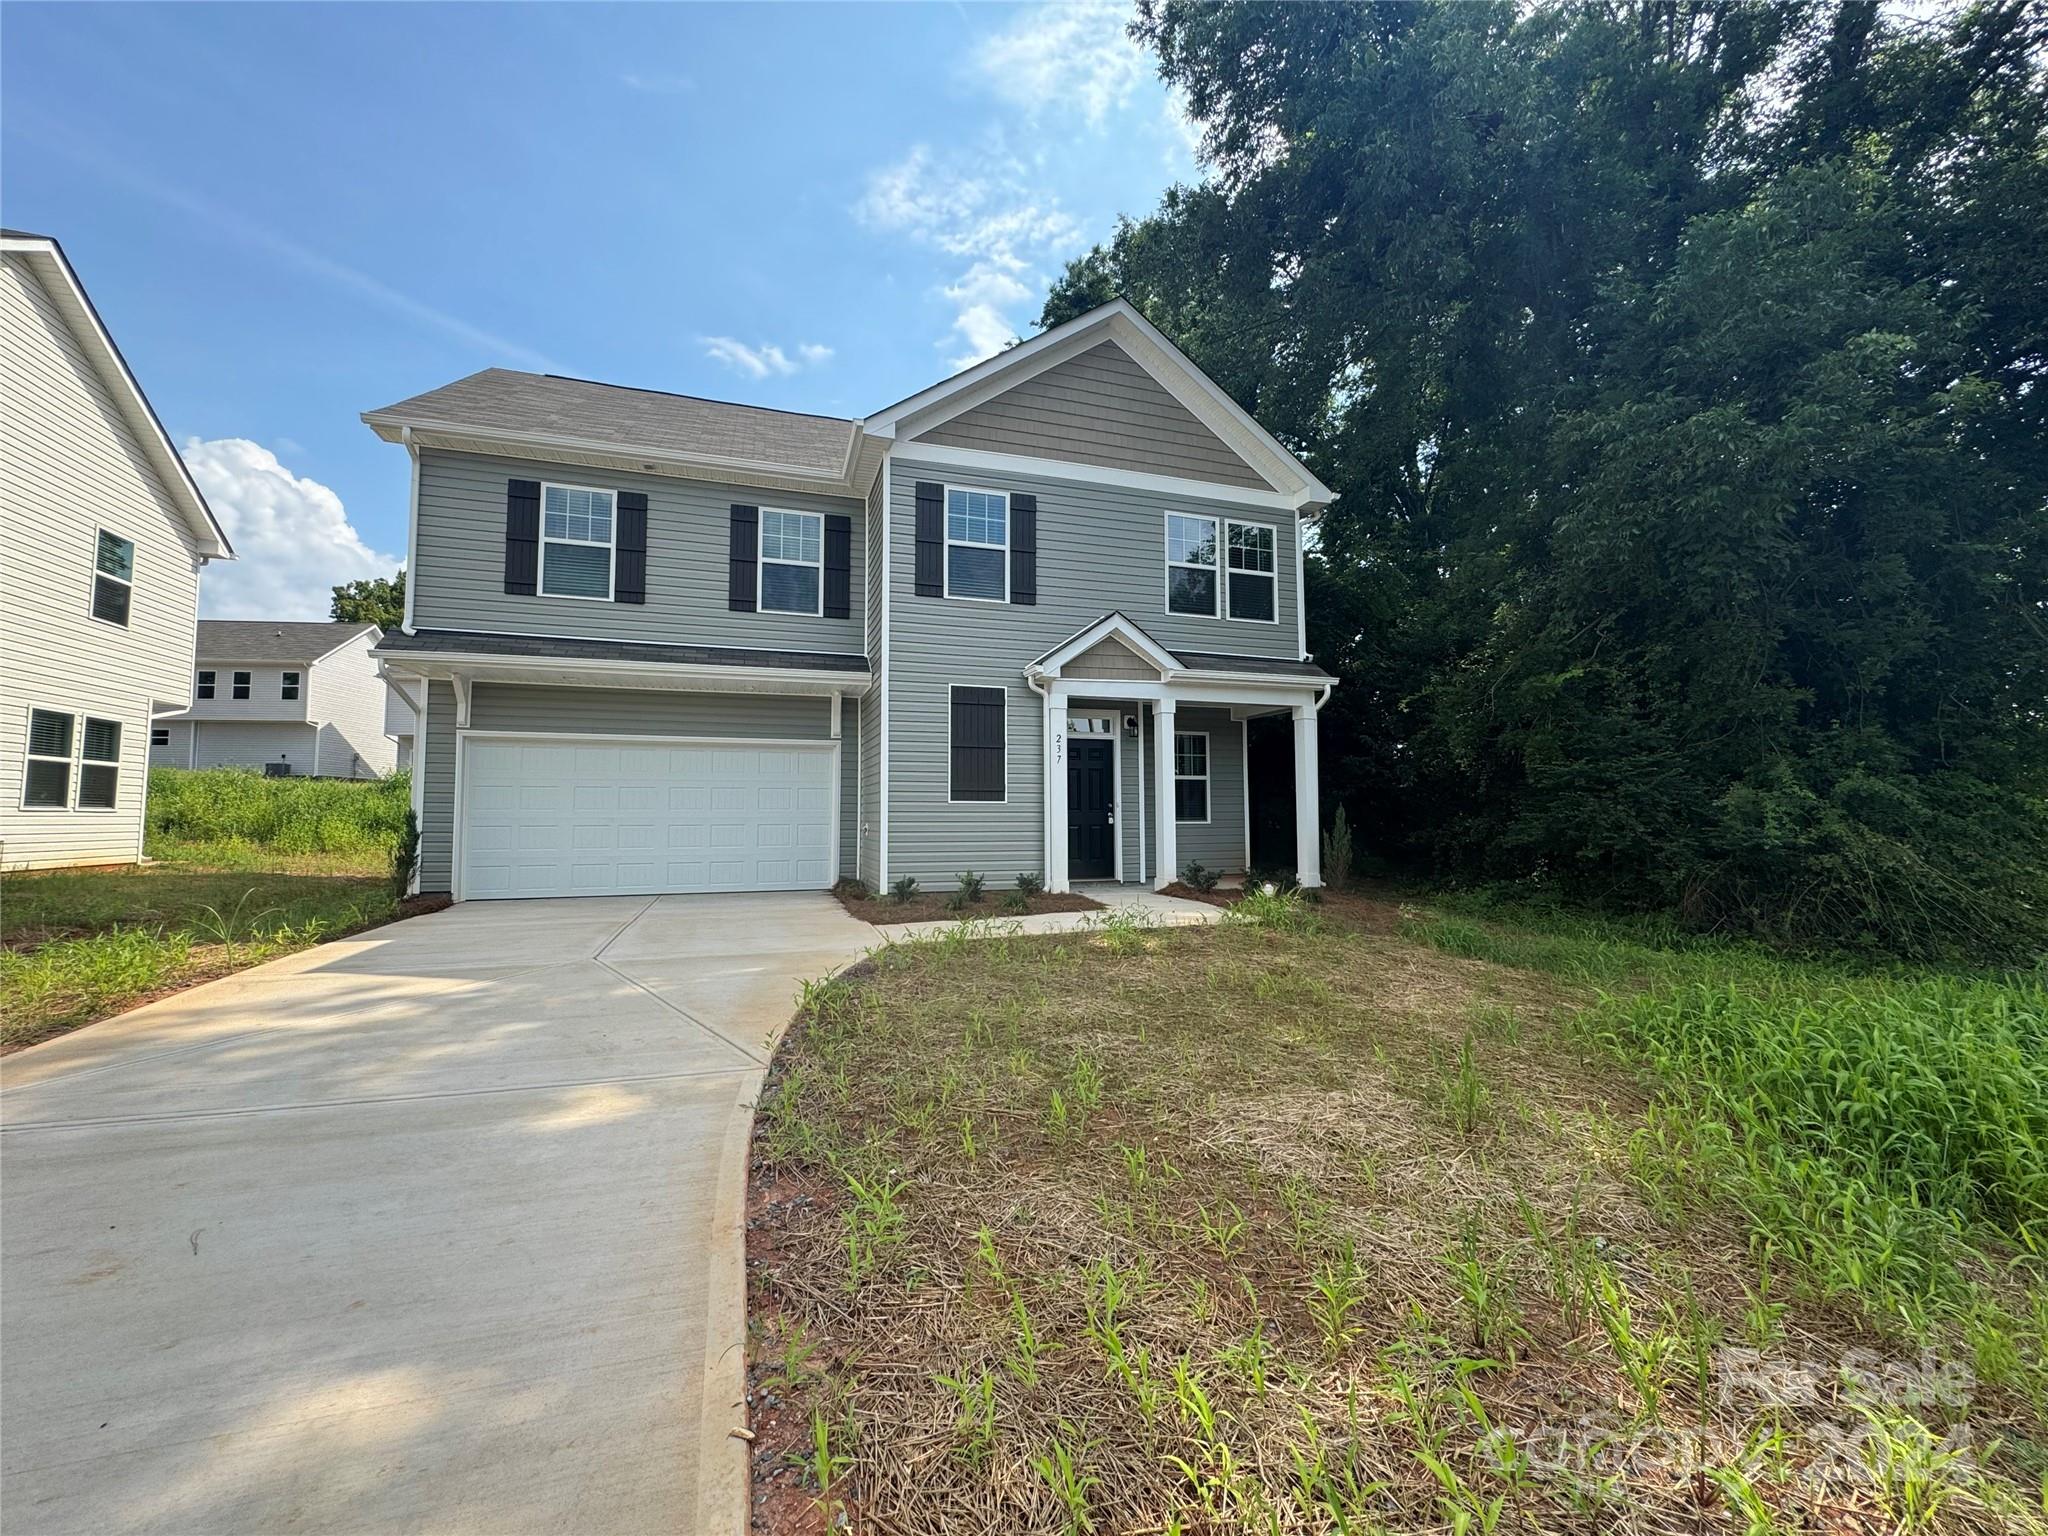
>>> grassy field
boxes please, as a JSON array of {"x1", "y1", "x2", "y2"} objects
[
  {"x1": 0, "y1": 770, "x2": 408, "y2": 1052},
  {"x1": 746, "y1": 891, "x2": 2046, "y2": 1535}
]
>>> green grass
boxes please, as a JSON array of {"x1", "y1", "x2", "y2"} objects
[
  {"x1": 1, "y1": 793, "x2": 402, "y2": 1052},
  {"x1": 146, "y1": 766, "x2": 409, "y2": 853}
]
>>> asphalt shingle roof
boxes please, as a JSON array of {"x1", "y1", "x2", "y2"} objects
[
  {"x1": 196, "y1": 620, "x2": 378, "y2": 661},
  {"x1": 366, "y1": 369, "x2": 856, "y2": 476},
  {"x1": 373, "y1": 627, "x2": 870, "y2": 674}
]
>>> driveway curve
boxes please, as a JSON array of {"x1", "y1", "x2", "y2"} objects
[{"x1": 0, "y1": 891, "x2": 873, "y2": 1536}]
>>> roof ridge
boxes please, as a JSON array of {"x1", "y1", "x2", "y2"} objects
[{"x1": 538, "y1": 372, "x2": 854, "y2": 426}]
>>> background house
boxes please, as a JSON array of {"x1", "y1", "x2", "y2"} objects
[
  {"x1": 0, "y1": 230, "x2": 233, "y2": 871},
  {"x1": 149, "y1": 620, "x2": 397, "y2": 778}
]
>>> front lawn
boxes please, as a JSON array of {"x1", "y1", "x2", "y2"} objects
[{"x1": 747, "y1": 893, "x2": 2045, "y2": 1534}]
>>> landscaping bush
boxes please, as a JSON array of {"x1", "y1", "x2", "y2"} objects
[
  {"x1": 1180, "y1": 859, "x2": 1220, "y2": 892},
  {"x1": 147, "y1": 768, "x2": 408, "y2": 854},
  {"x1": 954, "y1": 871, "x2": 986, "y2": 904},
  {"x1": 889, "y1": 875, "x2": 919, "y2": 904},
  {"x1": 1014, "y1": 872, "x2": 1044, "y2": 898}
]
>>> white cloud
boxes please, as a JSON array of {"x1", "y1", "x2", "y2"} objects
[
  {"x1": 857, "y1": 143, "x2": 1083, "y2": 370},
  {"x1": 183, "y1": 438, "x2": 401, "y2": 621},
  {"x1": 700, "y1": 336, "x2": 834, "y2": 380},
  {"x1": 974, "y1": 0, "x2": 1147, "y2": 129}
]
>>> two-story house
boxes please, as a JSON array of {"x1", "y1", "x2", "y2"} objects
[
  {"x1": 366, "y1": 299, "x2": 1334, "y2": 901},
  {"x1": 149, "y1": 620, "x2": 399, "y2": 778},
  {"x1": 1, "y1": 230, "x2": 235, "y2": 872}
]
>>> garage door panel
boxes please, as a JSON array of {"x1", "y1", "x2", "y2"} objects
[{"x1": 461, "y1": 735, "x2": 835, "y2": 900}]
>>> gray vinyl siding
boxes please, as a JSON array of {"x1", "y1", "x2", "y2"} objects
[
  {"x1": 421, "y1": 680, "x2": 457, "y2": 892},
  {"x1": 882, "y1": 460, "x2": 1292, "y2": 885},
  {"x1": 857, "y1": 465, "x2": 886, "y2": 888},
  {"x1": 916, "y1": 341, "x2": 1270, "y2": 492},
  {"x1": 410, "y1": 449, "x2": 864, "y2": 653},
  {"x1": 149, "y1": 719, "x2": 192, "y2": 770},
  {"x1": 1168, "y1": 707, "x2": 1246, "y2": 877}
]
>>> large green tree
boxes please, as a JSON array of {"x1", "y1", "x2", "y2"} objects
[
  {"x1": 1047, "y1": 0, "x2": 2047, "y2": 960},
  {"x1": 330, "y1": 572, "x2": 405, "y2": 630}
]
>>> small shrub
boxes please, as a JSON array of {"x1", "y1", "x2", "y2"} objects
[
  {"x1": 389, "y1": 805, "x2": 420, "y2": 900},
  {"x1": 1015, "y1": 871, "x2": 1045, "y2": 898},
  {"x1": 832, "y1": 877, "x2": 872, "y2": 901},
  {"x1": 1002, "y1": 889, "x2": 1029, "y2": 914},
  {"x1": 890, "y1": 875, "x2": 920, "y2": 904},
  {"x1": 1322, "y1": 805, "x2": 1354, "y2": 889},
  {"x1": 955, "y1": 871, "x2": 986, "y2": 904},
  {"x1": 945, "y1": 889, "x2": 970, "y2": 913},
  {"x1": 1180, "y1": 859, "x2": 1220, "y2": 892}
]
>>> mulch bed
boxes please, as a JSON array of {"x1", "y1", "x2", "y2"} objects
[{"x1": 833, "y1": 887, "x2": 1101, "y2": 925}]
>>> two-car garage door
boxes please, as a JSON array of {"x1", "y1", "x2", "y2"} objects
[{"x1": 459, "y1": 735, "x2": 834, "y2": 899}]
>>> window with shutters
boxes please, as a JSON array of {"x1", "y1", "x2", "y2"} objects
[
  {"x1": 945, "y1": 488, "x2": 1008, "y2": 602},
  {"x1": 195, "y1": 670, "x2": 215, "y2": 700},
  {"x1": 949, "y1": 685, "x2": 1007, "y2": 803},
  {"x1": 280, "y1": 671, "x2": 301, "y2": 701},
  {"x1": 758, "y1": 509, "x2": 823, "y2": 615},
  {"x1": 1165, "y1": 513, "x2": 1219, "y2": 617},
  {"x1": 91, "y1": 529, "x2": 134, "y2": 627},
  {"x1": 78, "y1": 718, "x2": 121, "y2": 809},
  {"x1": 22, "y1": 709, "x2": 75, "y2": 810},
  {"x1": 1174, "y1": 732, "x2": 1210, "y2": 823},
  {"x1": 232, "y1": 671, "x2": 251, "y2": 701},
  {"x1": 539, "y1": 482, "x2": 615, "y2": 599},
  {"x1": 1225, "y1": 520, "x2": 1277, "y2": 623}
]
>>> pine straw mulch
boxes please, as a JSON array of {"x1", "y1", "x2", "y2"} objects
[
  {"x1": 743, "y1": 907, "x2": 2041, "y2": 1535},
  {"x1": 836, "y1": 886, "x2": 1103, "y2": 926}
]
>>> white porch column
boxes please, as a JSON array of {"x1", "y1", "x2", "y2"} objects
[
  {"x1": 1293, "y1": 700, "x2": 1323, "y2": 887},
  {"x1": 1152, "y1": 700, "x2": 1178, "y2": 891},
  {"x1": 1046, "y1": 694, "x2": 1069, "y2": 892}
]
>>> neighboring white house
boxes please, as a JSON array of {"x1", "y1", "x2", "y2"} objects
[
  {"x1": 151, "y1": 621, "x2": 399, "y2": 778},
  {"x1": 0, "y1": 229, "x2": 235, "y2": 872},
  {"x1": 384, "y1": 675, "x2": 419, "y2": 773}
]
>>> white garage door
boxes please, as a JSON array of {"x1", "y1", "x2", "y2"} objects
[{"x1": 459, "y1": 735, "x2": 835, "y2": 899}]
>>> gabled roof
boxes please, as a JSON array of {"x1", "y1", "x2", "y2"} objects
[
  {"x1": 1, "y1": 231, "x2": 233, "y2": 559},
  {"x1": 1028, "y1": 612, "x2": 1336, "y2": 685},
  {"x1": 197, "y1": 620, "x2": 378, "y2": 663}
]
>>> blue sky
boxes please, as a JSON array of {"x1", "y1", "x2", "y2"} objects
[{"x1": 3, "y1": 1, "x2": 1196, "y2": 617}]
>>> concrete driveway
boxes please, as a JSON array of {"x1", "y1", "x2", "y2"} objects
[{"x1": 0, "y1": 891, "x2": 874, "y2": 1536}]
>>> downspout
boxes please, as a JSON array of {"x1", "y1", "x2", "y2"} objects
[
  {"x1": 1025, "y1": 673, "x2": 1051, "y2": 885},
  {"x1": 400, "y1": 426, "x2": 420, "y2": 635}
]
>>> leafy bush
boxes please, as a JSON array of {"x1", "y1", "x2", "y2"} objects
[
  {"x1": 955, "y1": 871, "x2": 986, "y2": 904},
  {"x1": 1001, "y1": 889, "x2": 1029, "y2": 915},
  {"x1": 945, "y1": 889, "x2": 969, "y2": 913},
  {"x1": 889, "y1": 876, "x2": 919, "y2": 904},
  {"x1": 390, "y1": 805, "x2": 420, "y2": 900},
  {"x1": 1180, "y1": 860, "x2": 1220, "y2": 892},
  {"x1": 1015, "y1": 872, "x2": 1045, "y2": 898},
  {"x1": 147, "y1": 768, "x2": 408, "y2": 854}
]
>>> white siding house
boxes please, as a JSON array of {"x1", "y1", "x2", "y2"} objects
[{"x1": 0, "y1": 230, "x2": 233, "y2": 871}]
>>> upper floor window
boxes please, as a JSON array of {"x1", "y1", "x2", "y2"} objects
[
  {"x1": 1165, "y1": 513, "x2": 1218, "y2": 617},
  {"x1": 1226, "y1": 521, "x2": 1277, "y2": 623},
  {"x1": 232, "y1": 671, "x2": 251, "y2": 701},
  {"x1": 91, "y1": 530, "x2": 134, "y2": 627},
  {"x1": 540, "y1": 483, "x2": 614, "y2": 600},
  {"x1": 945, "y1": 488, "x2": 1007, "y2": 602},
  {"x1": 280, "y1": 671, "x2": 301, "y2": 701},
  {"x1": 196, "y1": 670, "x2": 216, "y2": 700},
  {"x1": 759, "y1": 510, "x2": 823, "y2": 615}
]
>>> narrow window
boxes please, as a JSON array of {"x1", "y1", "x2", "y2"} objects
[
  {"x1": 758, "y1": 509, "x2": 823, "y2": 615},
  {"x1": 949, "y1": 686, "x2": 1006, "y2": 802},
  {"x1": 1226, "y1": 521, "x2": 1277, "y2": 622},
  {"x1": 92, "y1": 530, "x2": 134, "y2": 627},
  {"x1": 280, "y1": 670, "x2": 301, "y2": 701},
  {"x1": 1174, "y1": 732, "x2": 1210, "y2": 823},
  {"x1": 1165, "y1": 513, "x2": 1219, "y2": 617},
  {"x1": 945, "y1": 488, "x2": 1007, "y2": 602},
  {"x1": 196, "y1": 670, "x2": 216, "y2": 700},
  {"x1": 232, "y1": 671, "x2": 251, "y2": 701},
  {"x1": 151, "y1": 727, "x2": 171, "y2": 747},
  {"x1": 77, "y1": 718, "x2": 121, "y2": 809},
  {"x1": 539, "y1": 483, "x2": 615, "y2": 599},
  {"x1": 22, "y1": 709, "x2": 74, "y2": 809}
]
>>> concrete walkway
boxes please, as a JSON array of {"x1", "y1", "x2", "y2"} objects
[
  {"x1": 867, "y1": 883, "x2": 1222, "y2": 944},
  {"x1": 0, "y1": 892, "x2": 873, "y2": 1536}
]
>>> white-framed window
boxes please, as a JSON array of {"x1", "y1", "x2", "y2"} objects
[
  {"x1": 1225, "y1": 520, "x2": 1278, "y2": 623},
  {"x1": 78, "y1": 718, "x2": 121, "y2": 809},
  {"x1": 280, "y1": 670, "x2": 301, "y2": 701},
  {"x1": 949, "y1": 684, "x2": 1007, "y2": 803},
  {"x1": 91, "y1": 529, "x2": 134, "y2": 627},
  {"x1": 539, "y1": 482, "x2": 615, "y2": 600},
  {"x1": 232, "y1": 671, "x2": 251, "y2": 701},
  {"x1": 758, "y1": 509, "x2": 823, "y2": 615},
  {"x1": 945, "y1": 487, "x2": 1008, "y2": 602},
  {"x1": 151, "y1": 726, "x2": 171, "y2": 747},
  {"x1": 195, "y1": 670, "x2": 215, "y2": 700},
  {"x1": 1165, "y1": 512, "x2": 1219, "y2": 617},
  {"x1": 1174, "y1": 731, "x2": 1210, "y2": 823},
  {"x1": 22, "y1": 709, "x2": 74, "y2": 810}
]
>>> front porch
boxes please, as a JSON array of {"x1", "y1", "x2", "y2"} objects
[{"x1": 1026, "y1": 615, "x2": 1332, "y2": 895}]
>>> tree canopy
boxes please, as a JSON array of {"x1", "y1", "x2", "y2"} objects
[
  {"x1": 330, "y1": 572, "x2": 404, "y2": 630},
  {"x1": 1045, "y1": 0, "x2": 2047, "y2": 961}
]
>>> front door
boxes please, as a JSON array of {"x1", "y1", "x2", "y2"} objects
[{"x1": 1066, "y1": 739, "x2": 1115, "y2": 880}]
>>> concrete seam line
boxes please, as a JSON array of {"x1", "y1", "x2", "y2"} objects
[
  {"x1": 595, "y1": 959, "x2": 771, "y2": 1067},
  {"x1": 592, "y1": 895, "x2": 662, "y2": 963}
]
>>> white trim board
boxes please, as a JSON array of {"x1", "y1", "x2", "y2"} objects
[{"x1": 891, "y1": 442, "x2": 1312, "y2": 516}]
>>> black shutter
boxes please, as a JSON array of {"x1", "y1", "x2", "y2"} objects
[
  {"x1": 728, "y1": 505, "x2": 758, "y2": 611},
  {"x1": 1010, "y1": 493, "x2": 1037, "y2": 605},
  {"x1": 615, "y1": 492, "x2": 648, "y2": 604},
  {"x1": 504, "y1": 479, "x2": 540, "y2": 595},
  {"x1": 824, "y1": 514, "x2": 852, "y2": 619},
  {"x1": 949, "y1": 686, "x2": 1006, "y2": 802},
  {"x1": 914, "y1": 481, "x2": 944, "y2": 597}
]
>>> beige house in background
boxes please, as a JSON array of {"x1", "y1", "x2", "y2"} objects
[
  {"x1": 0, "y1": 229, "x2": 234, "y2": 872},
  {"x1": 150, "y1": 620, "x2": 400, "y2": 779}
]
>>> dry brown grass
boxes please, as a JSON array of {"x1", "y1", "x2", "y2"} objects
[{"x1": 745, "y1": 907, "x2": 2039, "y2": 1536}]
